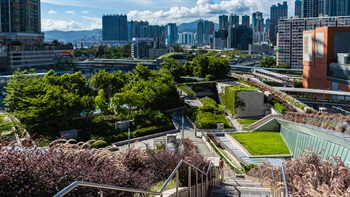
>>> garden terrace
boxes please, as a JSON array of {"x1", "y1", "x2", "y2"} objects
[{"x1": 230, "y1": 131, "x2": 291, "y2": 155}]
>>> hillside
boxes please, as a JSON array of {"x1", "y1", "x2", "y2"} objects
[
  {"x1": 178, "y1": 19, "x2": 219, "y2": 33},
  {"x1": 43, "y1": 29, "x2": 101, "y2": 42}
]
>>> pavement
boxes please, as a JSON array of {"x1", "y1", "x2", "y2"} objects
[{"x1": 117, "y1": 113, "x2": 216, "y2": 159}]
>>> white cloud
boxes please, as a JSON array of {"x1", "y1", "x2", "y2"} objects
[
  {"x1": 127, "y1": 0, "x2": 295, "y2": 25},
  {"x1": 65, "y1": 10, "x2": 77, "y2": 15},
  {"x1": 81, "y1": 16, "x2": 102, "y2": 30},
  {"x1": 42, "y1": 0, "x2": 296, "y2": 30},
  {"x1": 48, "y1": 10, "x2": 57, "y2": 15},
  {"x1": 42, "y1": 19, "x2": 82, "y2": 31}
]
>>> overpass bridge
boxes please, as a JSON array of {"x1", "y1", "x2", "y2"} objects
[
  {"x1": 72, "y1": 58, "x2": 160, "y2": 72},
  {"x1": 275, "y1": 87, "x2": 350, "y2": 100}
]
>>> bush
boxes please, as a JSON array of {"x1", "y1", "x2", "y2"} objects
[
  {"x1": 0, "y1": 139, "x2": 208, "y2": 196},
  {"x1": 191, "y1": 97, "x2": 231, "y2": 129}
]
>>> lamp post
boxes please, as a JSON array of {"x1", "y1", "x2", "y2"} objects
[
  {"x1": 181, "y1": 116, "x2": 184, "y2": 139},
  {"x1": 128, "y1": 127, "x2": 131, "y2": 149}
]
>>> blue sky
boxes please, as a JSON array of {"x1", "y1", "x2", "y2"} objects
[{"x1": 41, "y1": 0, "x2": 296, "y2": 31}]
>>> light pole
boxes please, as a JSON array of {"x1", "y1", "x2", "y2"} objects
[
  {"x1": 128, "y1": 127, "x2": 131, "y2": 149},
  {"x1": 181, "y1": 116, "x2": 184, "y2": 139}
]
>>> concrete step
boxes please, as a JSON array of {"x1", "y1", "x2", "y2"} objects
[
  {"x1": 237, "y1": 186, "x2": 271, "y2": 196},
  {"x1": 225, "y1": 181, "x2": 262, "y2": 187},
  {"x1": 209, "y1": 186, "x2": 239, "y2": 197}
]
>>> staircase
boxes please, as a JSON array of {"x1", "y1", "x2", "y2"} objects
[{"x1": 209, "y1": 169, "x2": 271, "y2": 197}]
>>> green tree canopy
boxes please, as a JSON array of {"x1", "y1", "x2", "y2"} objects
[
  {"x1": 160, "y1": 58, "x2": 184, "y2": 82},
  {"x1": 260, "y1": 57, "x2": 276, "y2": 68},
  {"x1": 3, "y1": 70, "x2": 93, "y2": 134},
  {"x1": 186, "y1": 54, "x2": 230, "y2": 80}
]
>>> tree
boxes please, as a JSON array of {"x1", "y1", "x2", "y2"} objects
[
  {"x1": 189, "y1": 54, "x2": 230, "y2": 80},
  {"x1": 90, "y1": 70, "x2": 126, "y2": 101},
  {"x1": 160, "y1": 58, "x2": 184, "y2": 82},
  {"x1": 3, "y1": 70, "x2": 93, "y2": 134},
  {"x1": 260, "y1": 56, "x2": 276, "y2": 68}
]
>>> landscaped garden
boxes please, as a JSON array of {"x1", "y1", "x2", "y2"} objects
[
  {"x1": 236, "y1": 118, "x2": 260, "y2": 127},
  {"x1": 2, "y1": 65, "x2": 182, "y2": 145},
  {"x1": 230, "y1": 131, "x2": 290, "y2": 155},
  {"x1": 187, "y1": 97, "x2": 231, "y2": 129},
  {"x1": 0, "y1": 138, "x2": 208, "y2": 196}
]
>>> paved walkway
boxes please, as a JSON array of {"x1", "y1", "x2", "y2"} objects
[{"x1": 117, "y1": 114, "x2": 216, "y2": 159}]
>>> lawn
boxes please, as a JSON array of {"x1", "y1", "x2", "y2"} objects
[
  {"x1": 230, "y1": 132, "x2": 290, "y2": 155},
  {"x1": 237, "y1": 118, "x2": 260, "y2": 127}
]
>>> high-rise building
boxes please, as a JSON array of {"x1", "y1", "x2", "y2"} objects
[
  {"x1": 229, "y1": 14, "x2": 239, "y2": 27},
  {"x1": 127, "y1": 20, "x2": 149, "y2": 42},
  {"x1": 301, "y1": 0, "x2": 319, "y2": 17},
  {"x1": 270, "y1": 2, "x2": 288, "y2": 44},
  {"x1": 277, "y1": 16, "x2": 350, "y2": 69},
  {"x1": 144, "y1": 25, "x2": 166, "y2": 47},
  {"x1": 295, "y1": 0, "x2": 302, "y2": 17},
  {"x1": 252, "y1": 11, "x2": 264, "y2": 32},
  {"x1": 227, "y1": 25, "x2": 253, "y2": 50},
  {"x1": 242, "y1": 15, "x2": 251, "y2": 28},
  {"x1": 219, "y1": 15, "x2": 229, "y2": 30},
  {"x1": 178, "y1": 32, "x2": 195, "y2": 45},
  {"x1": 301, "y1": 0, "x2": 350, "y2": 18},
  {"x1": 0, "y1": 0, "x2": 41, "y2": 34},
  {"x1": 102, "y1": 14, "x2": 128, "y2": 42},
  {"x1": 165, "y1": 23, "x2": 178, "y2": 46},
  {"x1": 265, "y1": 18, "x2": 271, "y2": 36},
  {"x1": 0, "y1": 0, "x2": 43, "y2": 45},
  {"x1": 197, "y1": 20, "x2": 211, "y2": 46},
  {"x1": 0, "y1": 0, "x2": 73, "y2": 72},
  {"x1": 252, "y1": 11, "x2": 266, "y2": 43}
]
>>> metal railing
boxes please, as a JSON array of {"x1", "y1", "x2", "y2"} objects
[
  {"x1": 247, "y1": 163, "x2": 289, "y2": 197},
  {"x1": 54, "y1": 159, "x2": 222, "y2": 197}
]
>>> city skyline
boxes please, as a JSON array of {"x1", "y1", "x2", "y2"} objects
[{"x1": 41, "y1": 0, "x2": 297, "y2": 31}]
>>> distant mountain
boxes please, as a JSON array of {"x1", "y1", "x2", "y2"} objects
[
  {"x1": 43, "y1": 29, "x2": 101, "y2": 43},
  {"x1": 178, "y1": 20, "x2": 219, "y2": 33}
]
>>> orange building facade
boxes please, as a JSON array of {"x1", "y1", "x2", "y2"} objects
[{"x1": 303, "y1": 27, "x2": 350, "y2": 92}]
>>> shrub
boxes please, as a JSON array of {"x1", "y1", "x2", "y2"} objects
[
  {"x1": 0, "y1": 139, "x2": 208, "y2": 196},
  {"x1": 248, "y1": 150, "x2": 350, "y2": 196}
]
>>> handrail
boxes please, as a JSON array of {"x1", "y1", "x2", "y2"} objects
[
  {"x1": 281, "y1": 163, "x2": 289, "y2": 197},
  {"x1": 53, "y1": 181, "x2": 160, "y2": 197},
  {"x1": 159, "y1": 159, "x2": 212, "y2": 192},
  {"x1": 54, "y1": 159, "x2": 219, "y2": 197}
]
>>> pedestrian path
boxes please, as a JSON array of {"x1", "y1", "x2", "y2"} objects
[{"x1": 217, "y1": 135, "x2": 254, "y2": 164}]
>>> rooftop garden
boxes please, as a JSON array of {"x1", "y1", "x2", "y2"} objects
[
  {"x1": 283, "y1": 112, "x2": 350, "y2": 134},
  {"x1": 187, "y1": 97, "x2": 231, "y2": 129},
  {"x1": 236, "y1": 118, "x2": 260, "y2": 127},
  {"x1": 230, "y1": 131, "x2": 290, "y2": 155}
]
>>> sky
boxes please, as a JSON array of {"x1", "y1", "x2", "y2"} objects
[{"x1": 41, "y1": 0, "x2": 296, "y2": 31}]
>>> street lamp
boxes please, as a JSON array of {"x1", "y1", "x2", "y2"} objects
[
  {"x1": 128, "y1": 127, "x2": 131, "y2": 149},
  {"x1": 181, "y1": 116, "x2": 184, "y2": 139}
]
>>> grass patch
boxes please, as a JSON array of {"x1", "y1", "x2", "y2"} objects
[
  {"x1": 148, "y1": 179, "x2": 177, "y2": 193},
  {"x1": 237, "y1": 118, "x2": 259, "y2": 127},
  {"x1": 271, "y1": 99, "x2": 287, "y2": 114},
  {"x1": 230, "y1": 132, "x2": 290, "y2": 155}
]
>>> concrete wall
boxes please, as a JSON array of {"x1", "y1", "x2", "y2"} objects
[{"x1": 235, "y1": 91, "x2": 266, "y2": 118}]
